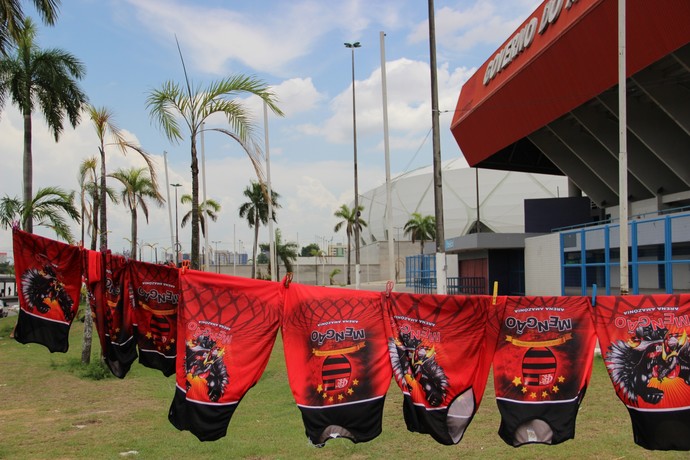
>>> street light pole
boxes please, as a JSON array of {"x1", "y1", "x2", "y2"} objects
[
  {"x1": 345, "y1": 41, "x2": 361, "y2": 290},
  {"x1": 171, "y1": 183, "x2": 182, "y2": 266}
]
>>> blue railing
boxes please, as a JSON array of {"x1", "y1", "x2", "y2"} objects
[{"x1": 560, "y1": 211, "x2": 690, "y2": 295}]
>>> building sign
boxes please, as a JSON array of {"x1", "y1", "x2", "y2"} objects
[{"x1": 483, "y1": 0, "x2": 580, "y2": 86}]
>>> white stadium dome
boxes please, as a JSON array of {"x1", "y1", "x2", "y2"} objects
[{"x1": 358, "y1": 157, "x2": 570, "y2": 243}]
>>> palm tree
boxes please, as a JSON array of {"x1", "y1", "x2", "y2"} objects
[
  {"x1": 110, "y1": 167, "x2": 164, "y2": 261},
  {"x1": 0, "y1": 0, "x2": 59, "y2": 56},
  {"x1": 147, "y1": 62, "x2": 283, "y2": 269},
  {"x1": 238, "y1": 181, "x2": 280, "y2": 279},
  {"x1": 87, "y1": 105, "x2": 156, "y2": 251},
  {"x1": 404, "y1": 212, "x2": 436, "y2": 254},
  {"x1": 0, "y1": 185, "x2": 79, "y2": 242},
  {"x1": 333, "y1": 204, "x2": 367, "y2": 285},
  {"x1": 0, "y1": 18, "x2": 87, "y2": 233},
  {"x1": 180, "y1": 194, "x2": 221, "y2": 238},
  {"x1": 259, "y1": 228, "x2": 298, "y2": 280},
  {"x1": 77, "y1": 156, "x2": 119, "y2": 250}
]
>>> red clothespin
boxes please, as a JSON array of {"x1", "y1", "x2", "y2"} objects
[
  {"x1": 385, "y1": 280, "x2": 395, "y2": 297},
  {"x1": 181, "y1": 260, "x2": 190, "y2": 274},
  {"x1": 283, "y1": 272, "x2": 293, "y2": 288}
]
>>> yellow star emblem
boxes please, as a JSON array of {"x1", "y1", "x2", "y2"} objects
[
  {"x1": 347, "y1": 388, "x2": 354, "y2": 395},
  {"x1": 512, "y1": 376, "x2": 522, "y2": 386},
  {"x1": 317, "y1": 384, "x2": 323, "y2": 392},
  {"x1": 338, "y1": 394, "x2": 344, "y2": 401},
  {"x1": 541, "y1": 391, "x2": 549, "y2": 398},
  {"x1": 530, "y1": 392, "x2": 537, "y2": 399},
  {"x1": 521, "y1": 386, "x2": 528, "y2": 393},
  {"x1": 558, "y1": 375, "x2": 565, "y2": 383},
  {"x1": 328, "y1": 396, "x2": 334, "y2": 402},
  {"x1": 552, "y1": 385, "x2": 559, "y2": 393},
  {"x1": 352, "y1": 379, "x2": 359, "y2": 386},
  {"x1": 146, "y1": 332, "x2": 153, "y2": 339},
  {"x1": 322, "y1": 393, "x2": 328, "y2": 399}
]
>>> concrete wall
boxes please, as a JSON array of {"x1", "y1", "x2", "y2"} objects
[
  {"x1": 210, "y1": 239, "x2": 420, "y2": 286},
  {"x1": 525, "y1": 233, "x2": 562, "y2": 296}
]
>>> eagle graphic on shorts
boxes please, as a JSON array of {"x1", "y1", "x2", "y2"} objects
[
  {"x1": 21, "y1": 264, "x2": 74, "y2": 321},
  {"x1": 185, "y1": 334, "x2": 230, "y2": 402}
]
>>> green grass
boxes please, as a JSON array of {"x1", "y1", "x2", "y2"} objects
[{"x1": 0, "y1": 313, "x2": 688, "y2": 459}]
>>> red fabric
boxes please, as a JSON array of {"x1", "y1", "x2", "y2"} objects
[
  {"x1": 594, "y1": 294, "x2": 690, "y2": 450},
  {"x1": 281, "y1": 282, "x2": 392, "y2": 446},
  {"x1": 169, "y1": 271, "x2": 283, "y2": 441},
  {"x1": 385, "y1": 292, "x2": 497, "y2": 445},
  {"x1": 128, "y1": 260, "x2": 179, "y2": 376},
  {"x1": 12, "y1": 228, "x2": 82, "y2": 352}
]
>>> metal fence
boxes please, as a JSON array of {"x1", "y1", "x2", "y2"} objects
[
  {"x1": 560, "y1": 211, "x2": 690, "y2": 295},
  {"x1": 406, "y1": 255, "x2": 486, "y2": 295}
]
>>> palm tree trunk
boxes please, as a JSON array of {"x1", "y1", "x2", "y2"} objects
[
  {"x1": 190, "y1": 138, "x2": 200, "y2": 269},
  {"x1": 251, "y1": 215, "x2": 259, "y2": 278},
  {"x1": 22, "y1": 111, "x2": 33, "y2": 233},
  {"x1": 99, "y1": 145, "x2": 108, "y2": 250},
  {"x1": 130, "y1": 208, "x2": 138, "y2": 260},
  {"x1": 346, "y1": 235, "x2": 352, "y2": 285},
  {"x1": 81, "y1": 301, "x2": 93, "y2": 364},
  {"x1": 91, "y1": 197, "x2": 99, "y2": 251}
]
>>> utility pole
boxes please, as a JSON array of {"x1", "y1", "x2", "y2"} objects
[{"x1": 428, "y1": 0, "x2": 446, "y2": 294}]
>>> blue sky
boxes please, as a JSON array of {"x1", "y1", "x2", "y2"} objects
[{"x1": 0, "y1": 0, "x2": 541, "y2": 259}]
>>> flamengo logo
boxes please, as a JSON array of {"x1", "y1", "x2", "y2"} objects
[
  {"x1": 311, "y1": 327, "x2": 366, "y2": 346},
  {"x1": 483, "y1": 0, "x2": 579, "y2": 86}
]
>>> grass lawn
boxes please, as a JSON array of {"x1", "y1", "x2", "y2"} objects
[{"x1": 0, "y1": 312, "x2": 687, "y2": 459}]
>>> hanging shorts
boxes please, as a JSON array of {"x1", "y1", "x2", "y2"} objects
[
  {"x1": 490, "y1": 296, "x2": 596, "y2": 446},
  {"x1": 384, "y1": 292, "x2": 497, "y2": 445},
  {"x1": 168, "y1": 271, "x2": 283, "y2": 442},
  {"x1": 594, "y1": 294, "x2": 690, "y2": 451},
  {"x1": 281, "y1": 282, "x2": 392, "y2": 447}
]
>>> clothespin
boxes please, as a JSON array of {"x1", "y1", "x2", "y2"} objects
[
  {"x1": 492, "y1": 281, "x2": 498, "y2": 305},
  {"x1": 181, "y1": 260, "x2": 190, "y2": 274},
  {"x1": 385, "y1": 280, "x2": 395, "y2": 297},
  {"x1": 283, "y1": 272, "x2": 293, "y2": 288}
]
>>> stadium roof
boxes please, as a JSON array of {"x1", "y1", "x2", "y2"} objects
[{"x1": 450, "y1": 0, "x2": 690, "y2": 208}]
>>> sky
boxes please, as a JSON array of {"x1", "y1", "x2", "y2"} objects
[{"x1": 0, "y1": 0, "x2": 542, "y2": 261}]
